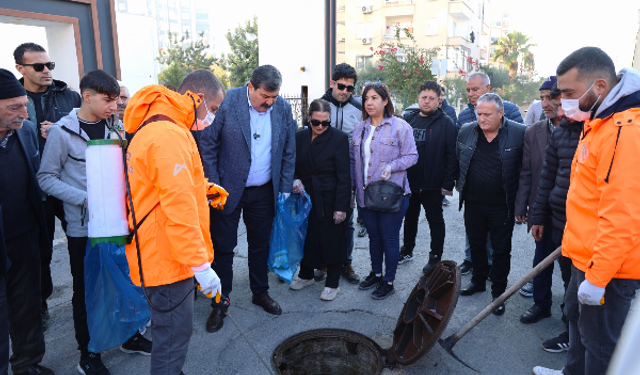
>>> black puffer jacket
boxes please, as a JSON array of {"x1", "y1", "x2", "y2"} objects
[
  {"x1": 529, "y1": 119, "x2": 584, "y2": 244},
  {"x1": 457, "y1": 117, "x2": 526, "y2": 218}
]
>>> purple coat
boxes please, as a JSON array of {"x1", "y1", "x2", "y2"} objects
[{"x1": 350, "y1": 116, "x2": 418, "y2": 208}]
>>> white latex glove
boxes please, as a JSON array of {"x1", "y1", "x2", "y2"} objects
[
  {"x1": 292, "y1": 179, "x2": 305, "y2": 194},
  {"x1": 193, "y1": 268, "x2": 222, "y2": 298},
  {"x1": 380, "y1": 165, "x2": 392, "y2": 181},
  {"x1": 333, "y1": 211, "x2": 346, "y2": 224},
  {"x1": 578, "y1": 279, "x2": 605, "y2": 305}
]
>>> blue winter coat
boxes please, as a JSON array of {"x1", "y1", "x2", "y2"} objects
[{"x1": 456, "y1": 100, "x2": 523, "y2": 130}]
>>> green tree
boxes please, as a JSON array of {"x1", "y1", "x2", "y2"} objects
[
  {"x1": 492, "y1": 31, "x2": 536, "y2": 82},
  {"x1": 157, "y1": 31, "x2": 217, "y2": 90},
  {"x1": 372, "y1": 26, "x2": 438, "y2": 111},
  {"x1": 222, "y1": 16, "x2": 259, "y2": 88},
  {"x1": 355, "y1": 61, "x2": 387, "y2": 95},
  {"x1": 480, "y1": 64, "x2": 510, "y2": 90}
]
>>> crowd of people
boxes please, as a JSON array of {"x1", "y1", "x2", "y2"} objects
[{"x1": 0, "y1": 41, "x2": 638, "y2": 375}]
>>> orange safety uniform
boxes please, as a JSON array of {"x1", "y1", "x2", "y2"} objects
[
  {"x1": 123, "y1": 85, "x2": 213, "y2": 287},
  {"x1": 562, "y1": 107, "x2": 640, "y2": 287}
]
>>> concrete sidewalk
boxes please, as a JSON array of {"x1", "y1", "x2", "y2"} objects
[{"x1": 37, "y1": 192, "x2": 568, "y2": 374}]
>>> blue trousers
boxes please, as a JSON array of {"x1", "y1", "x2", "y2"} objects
[
  {"x1": 532, "y1": 217, "x2": 556, "y2": 309},
  {"x1": 359, "y1": 196, "x2": 409, "y2": 282}
]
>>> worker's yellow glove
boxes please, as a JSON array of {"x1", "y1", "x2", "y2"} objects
[{"x1": 207, "y1": 182, "x2": 229, "y2": 210}]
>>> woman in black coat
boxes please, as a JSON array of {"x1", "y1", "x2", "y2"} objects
[{"x1": 289, "y1": 99, "x2": 351, "y2": 301}]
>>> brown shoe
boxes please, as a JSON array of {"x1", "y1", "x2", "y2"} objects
[
  {"x1": 342, "y1": 263, "x2": 360, "y2": 284},
  {"x1": 206, "y1": 307, "x2": 225, "y2": 333},
  {"x1": 252, "y1": 293, "x2": 282, "y2": 315}
]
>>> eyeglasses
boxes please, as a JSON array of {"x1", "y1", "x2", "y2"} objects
[
  {"x1": 310, "y1": 119, "x2": 331, "y2": 127},
  {"x1": 336, "y1": 82, "x2": 355, "y2": 92},
  {"x1": 19, "y1": 62, "x2": 55, "y2": 72}
]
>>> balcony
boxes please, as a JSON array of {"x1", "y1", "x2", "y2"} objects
[
  {"x1": 382, "y1": 2, "x2": 415, "y2": 17},
  {"x1": 447, "y1": 35, "x2": 471, "y2": 49},
  {"x1": 449, "y1": 0, "x2": 473, "y2": 20}
]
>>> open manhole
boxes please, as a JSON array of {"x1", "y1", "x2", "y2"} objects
[{"x1": 273, "y1": 261, "x2": 461, "y2": 374}]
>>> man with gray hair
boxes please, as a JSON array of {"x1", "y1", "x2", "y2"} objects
[
  {"x1": 201, "y1": 65, "x2": 296, "y2": 333},
  {"x1": 456, "y1": 71, "x2": 524, "y2": 275},
  {"x1": 456, "y1": 92, "x2": 526, "y2": 315}
]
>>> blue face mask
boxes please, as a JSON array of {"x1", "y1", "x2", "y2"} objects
[{"x1": 561, "y1": 82, "x2": 601, "y2": 122}]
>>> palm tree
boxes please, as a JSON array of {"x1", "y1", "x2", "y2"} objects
[{"x1": 492, "y1": 31, "x2": 536, "y2": 82}]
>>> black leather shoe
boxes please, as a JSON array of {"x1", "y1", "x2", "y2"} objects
[
  {"x1": 252, "y1": 293, "x2": 282, "y2": 315},
  {"x1": 520, "y1": 304, "x2": 552, "y2": 324},
  {"x1": 459, "y1": 260, "x2": 473, "y2": 275},
  {"x1": 206, "y1": 307, "x2": 225, "y2": 333},
  {"x1": 492, "y1": 298, "x2": 505, "y2": 316},
  {"x1": 460, "y1": 282, "x2": 486, "y2": 296},
  {"x1": 14, "y1": 365, "x2": 55, "y2": 375},
  {"x1": 314, "y1": 268, "x2": 326, "y2": 281},
  {"x1": 422, "y1": 254, "x2": 441, "y2": 274}
]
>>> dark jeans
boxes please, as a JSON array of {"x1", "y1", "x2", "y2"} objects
[
  {"x1": 6, "y1": 229, "x2": 45, "y2": 373},
  {"x1": 299, "y1": 262, "x2": 341, "y2": 288},
  {"x1": 42, "y1": 196, "x2": 66, "y2": 308},
  {"x1": 563, "y1": 265, "x2": 640, "y2": 375},
  {"x1": 403, "y1": 190, "x2": 445, "y2": 256},
  {"x1": 464, "y1": 203, "x2": 514, "y2": 297},
  {"x1": 0, "y1": 276, "x2": 8, "y2": 375},
  {"x1": 532, "y1": 217, "x2": 556, "y2": 309},
  {"x1": 148, "y1": 277, "x2": 195, "y2": 375},
  {"x1": 210, "y1": 182, "x2": 275, "y2": 303},
  {"x1": 359, "y1": 195, "x2": 409, "y2": 282},
  {"x1": 67, "y1": 236, "x2": 92, "y2": 354}
]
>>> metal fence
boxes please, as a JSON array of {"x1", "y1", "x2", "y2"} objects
[{"x1": 281, "y1": 94, "x2": 308, "y2": 128}]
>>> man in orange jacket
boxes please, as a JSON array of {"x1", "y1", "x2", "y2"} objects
[
  {"x1": 123, "y1": 84, "x2": 223, "y2": 375},
  {"x1": 532, "y1": 47, "x2": 640, "y2": 375}
]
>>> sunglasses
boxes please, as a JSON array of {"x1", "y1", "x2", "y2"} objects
[
  {"x1": 20, "y1": 62, "x2": 56, "y2": 72},
  {"x1": 336, "y1": 82, "x2": 355, "y2": 92},
  {"x1": 310, "y1": 119, "x2": 331, "y2": 127},
  {"x1": 364, "y1": 81, "x2": 383, "y2": 89}
]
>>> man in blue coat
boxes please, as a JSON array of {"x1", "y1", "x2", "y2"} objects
[
  {"x1": 201, "y1": 65, "x2": 296, "y2": 333},
  {"x1": 0, "y1": 68, "x2": 53, "y2": 375}
]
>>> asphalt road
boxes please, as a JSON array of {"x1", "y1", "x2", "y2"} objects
[{"x1": 32, "y1": 191, "x2": 569, "y2": 375}]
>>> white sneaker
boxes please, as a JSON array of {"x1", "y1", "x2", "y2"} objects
[
  {"x1": 289, "y1": 278, "x2": 315, "y2": 290},
  {"x1": 320, "y1": 287, "x2": 339, "y2": 301},
  {"x1": 532, "y1": 366, "x2": 564, "y2": 375}
]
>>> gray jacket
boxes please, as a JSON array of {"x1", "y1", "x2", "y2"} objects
[
  {"x1": 37, "y1": 109, "x2": 119, "y2": 236},
  {"x1": 321, "y1": 89, "x2": 362, "y2": 143}
]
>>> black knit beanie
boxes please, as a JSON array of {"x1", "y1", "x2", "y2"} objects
[{"x1": 0, "y1": 69, "x2": 27, "y2": 100}]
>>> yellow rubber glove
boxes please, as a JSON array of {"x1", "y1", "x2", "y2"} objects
[{"x1": 207, "y1": 182, "x2": 229, "y2": 210}]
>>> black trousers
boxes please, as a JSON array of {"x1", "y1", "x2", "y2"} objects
[
  {"x1": 42, "y1": 196, "x2": 66, "y2": 308},
  {"x1": 6, "y1": 229, "x2": 45, "y2": 373},
  {"x1": 67, "y1": 236, "x2": 91, "y2": 354},
  {"x1": 403, "y1": 190, "x2": 446, "y2": 256},
  {"x1": 464, "y1": 203, "x2": 514, "y2": 297},
  {"x1": 0, "y1": 276, "x2": 9, "y2": 375},
  {"x1": 210, "y1": 182, "x2": 275, "y2": 304},
  {"x1": 299, "y1": 262, "x2": 341, "y2": 288}
]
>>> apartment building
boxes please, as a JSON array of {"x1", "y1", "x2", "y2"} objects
[
  {"x1": 337, "y1": 0, "x2": 494, "y2": 76},
  {"x1": 633, "y1": 9, "x2": 640, "y2": 70}
]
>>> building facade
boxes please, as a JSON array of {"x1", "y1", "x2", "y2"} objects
[{"x1": 336, "y1": 0, "x2": 494, "y2": 76}]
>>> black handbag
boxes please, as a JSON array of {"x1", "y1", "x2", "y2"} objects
[
  {"x1": 359, "y1": 125, "x2": 404, "y2": 213},
  {"x1": 364, "y1": 180, "x2": 404, "y2": 213}
]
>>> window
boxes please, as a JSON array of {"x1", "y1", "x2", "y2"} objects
[
  {"x1": 182, "y1": 12, "x2": 190, "y2": 20},
  {"x1": 356, "y1": 55, "x2": 373, "y2": 70},
  {"x1": 426, "y1": 18, "x2": 438, "y2": 35},
  {"x1": 195, "y1": 12, "x2": 208, "y2": 20},
  {"x1": 118, "y1": 0, "x2": 127, "y2": 12},
  {"x1": 491, "y1": 19, "x2": 501, "y2": 27},
  {"x1": 356, "y1": 23, "x2": 375, "y2": 39}
]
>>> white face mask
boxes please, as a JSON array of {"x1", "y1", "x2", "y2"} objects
[
  {"x1": 204, "y1": 111, "x2": 215, "y2": 126},
  {"x1": 561, "y1": 82, "x2": 601, "y2": 122}
]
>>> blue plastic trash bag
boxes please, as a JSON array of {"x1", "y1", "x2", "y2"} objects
[
  {"x1": 85, "y1": 240, "x2": 150, "y2": 353},
  {"x1": 268, "y1": 192, "x2": 312, "y2": 284}
]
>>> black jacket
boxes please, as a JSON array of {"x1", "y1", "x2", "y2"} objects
[
  {"x1": 441, "y1": 99, "x2": 458, "y2": 124},
  {"x1": 457, "y1": 117, "x2": 526, "y2": 218},
  {"x1": 404, "y1": 108, "x2": 458, "y2": 192},
  {"x1": 16, "y1": 121, "x2": 51, "y2": 257},
  {"x1": 21, "y1": 78, "x2": 82, "y2": 156},
  {"x1": 0, "y1": 206, "x2": 6, "y2": 280},
  {"x1": 530, "y1": 120, "x2": 583, "y2": 244},
  {"x1": 294, "y1": 126, "x2": 350, "y2": 267}
]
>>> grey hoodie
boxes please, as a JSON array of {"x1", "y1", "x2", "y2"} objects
[
  {"x1": 37, "y1": 109, "x2": 120, "y2": 237},
  {"x1": 594, "y1": 67, "x2": 640, "y2": 119}
]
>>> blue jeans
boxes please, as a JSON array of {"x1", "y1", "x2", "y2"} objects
[
  {"x1": 359, "y1": 195, "x2": 409, "y2": 282},
  {"x1": 563, "y1": 265, "x2": 640, "y2": 375}
]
